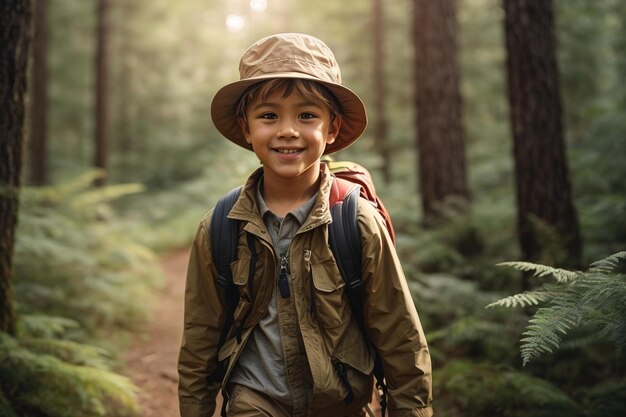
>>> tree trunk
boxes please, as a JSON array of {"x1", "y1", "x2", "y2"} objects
[
  {"x1": 94, "y1": 0, "x2": 110, "y2": 186},
  {"x1": 372, "y1": 0, "x2": 390, "y2": 183},
  {"x1": 0, "y1": 0, "x2": 31, "y2": 335},
  {"x1": 503, "y1": 0, "x2": 582, "y2": 269},
  {"x1": 413, "y1": 0, "x2": 469, "y2": 226},
  {"x1": 29, "y1": 0, "x2": 49, "y2": 186}
]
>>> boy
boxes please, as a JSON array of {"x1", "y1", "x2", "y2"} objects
[{"x1": 178, "y1": 33, "x2": 432, "y2": 417}]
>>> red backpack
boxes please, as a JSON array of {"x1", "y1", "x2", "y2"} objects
[{"x1": 326, "y1": 160, "x2": 396, "y2": 245}]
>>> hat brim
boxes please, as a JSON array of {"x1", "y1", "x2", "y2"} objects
[{"x1": 210, "y1": 72, "x2": 367, "y2": 155}]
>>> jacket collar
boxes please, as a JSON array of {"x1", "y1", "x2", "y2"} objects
[{"x1": 227, "y1": 164, "x2": 334, "y2": 233}]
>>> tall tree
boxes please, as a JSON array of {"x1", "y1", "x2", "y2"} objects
[
  {"x1": 94, "y1": 0, "x2": 110, "y2": 186},
  {"x1": 372, "y1": 0, "x2": 390, "y2": 183},
  {"x1": 503, "y1": 0, "x2": 582, "y2": 269},
  {"x1": 0, "y1": 0, "x2": 31, "y2": 335},
  {"x1": 412, "y1": 0, "x2": 469, "y2": 226},
  {"x1": 29, "y1": 0, "x2": 50, "y2": 185}
]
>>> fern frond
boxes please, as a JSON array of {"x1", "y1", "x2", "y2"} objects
[
  {"x1": 19, "y1": 338, "x2": 113, "y2": 370},
  {"x1": 438, "y1": 360, "x2": 580, "y2": 416},
  {"x1": 53, "y1": 170, "x2": 107, "y2": 198},
  {"x1": 520, "y1": 303, "x2": 583, "y2": 365},
  {"x1": 0, "y1": 333, "x2": 138, "y2": 417},
  {"x1": 486, "y1": 291, "x2": 551, "y2": 309},
  {"x1": 70, "y1": 183, "x2": 145, "y2": 209},
  {"x1": 490, "y1": 252, "x2": 626, "y2": 365},
  {"x1": 0, "y1": 386, "x2": 19, "y2": 417},
  {"x1": 589, "y1": 251, "x2": 626, "y2": 273},
  {"x1": 497, "y1": 261, "x2": 579, "y2": 282},
  {"x1": 16, "y1": 314, "x2": 80, "y2": 339},
  {"x1": 428, "y1": 316, "x2": 509, "y2": 343}
]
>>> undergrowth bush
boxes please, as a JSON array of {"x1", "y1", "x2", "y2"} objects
[
  {"x1": 4, "y1": 172, "x2": 164, "y2": 417},
  {"x1": 13, "y1": 171, "x2": 162, "y2": 333},
  {"x1": 488, "y1": 251, "x2": 626, "y2": 365},
  {"x1": 436, "y1": 360, "x2": 583, "y2": 417},
  {"x1": 115, "y1": 146, "x2": 259, "y2": 253},
  {"x1": 410, "y1": 273, "x2": 526, "y2": 366},
  {"x1": 0, "y1": 331, "x2": 137, "y2": 417}
]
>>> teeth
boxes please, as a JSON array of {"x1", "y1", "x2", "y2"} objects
[{"x1": 276, "y1": 149, "x2": 301, "y2": 154}]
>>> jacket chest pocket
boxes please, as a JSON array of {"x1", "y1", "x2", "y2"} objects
[{"x1": 310, "y1": 262, "x2": 348, "y2": 329}]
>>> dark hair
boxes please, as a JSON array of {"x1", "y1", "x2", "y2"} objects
[{"x1": 235, "y1": 78, "x2": 343, "y2": 124}]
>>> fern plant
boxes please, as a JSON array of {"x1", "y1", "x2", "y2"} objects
[
  {"x1": 6, "y1": 174, "x2": 158, "y2": 416},
  {"x1": 436, "y1": 359, "x2": 582, "y2": 417},
  {"x1": 0, "y1": 331, "x2": 138, "y2": 417},
  {"x1": 487, "y1": 251, "x2": 626, "y2": 365},
  {"x1": 14, "y1": 174, "x2": 162, "y2": 333}
]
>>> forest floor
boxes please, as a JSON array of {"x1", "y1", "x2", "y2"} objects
[
  {"x1": 121, "y1": 249, "x2": 223, "y2": 417},
  {"x1": 121, "y1": 249, "x2": 381, "y2": 417}
]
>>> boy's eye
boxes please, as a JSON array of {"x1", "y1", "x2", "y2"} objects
[
  {"x1": 259, "y1": 112, "x2": 277, "y2": 120},
  {"x1": 299, "y1": 112, "x2": 317, "y2": 120}
]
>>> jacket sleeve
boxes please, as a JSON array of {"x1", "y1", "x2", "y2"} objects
[
  {"x1": 178, "y1": 215, "x2": 227, "y2": 417},
  {"x1": 357, "y1": 201, "x2": 433, "y2": 417}
]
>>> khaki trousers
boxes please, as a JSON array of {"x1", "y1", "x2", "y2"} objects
[{"x1": 226, "y1": 384, "x2": 367, "y2": 417}]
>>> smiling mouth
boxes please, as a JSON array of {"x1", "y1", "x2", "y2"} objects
[{"x1": 274, "y1": 148, "x2": 303, "y2": 154}]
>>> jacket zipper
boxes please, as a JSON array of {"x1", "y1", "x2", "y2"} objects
[{"x1": 278, "y1": 253, "x2": 290, "y2": 298}]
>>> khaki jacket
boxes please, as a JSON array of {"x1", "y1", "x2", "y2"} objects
[{"x1": 178, "y1": 167, "x2": 433, "y2": 417}]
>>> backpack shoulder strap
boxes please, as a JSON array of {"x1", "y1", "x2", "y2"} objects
[
  {"x1": 210, "y1": 186, "x2": 243, "y2": 290},
  {"x1": 206, "y1": 186, "x2": 242, "y2": 388},
  {"x1": 207, "y1": 186, "x2": 258, "y2": 417},
  {"x1": 328, "y1": 177, "x2": 389, "y2": 416},
  {"x1": 328, "y1": 178, "x2": 362, "y2": 292}
]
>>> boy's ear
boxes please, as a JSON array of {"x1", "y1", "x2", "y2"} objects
[
  {"x1": 326, "y1": 116, "x2": 342, "y2": 145},
  {"x1": 238, "y1": 117, "x2": 252, "y2": 143}
]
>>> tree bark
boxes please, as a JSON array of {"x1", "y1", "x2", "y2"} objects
[
  {"x1": 413, "y1": 0, "x2": 469, "y2": 226},
  {"x1": 94, "y1": 0, "x2": 110, "y2": 186},
  {"x1": 29, "y1": 0, "x2": 49, "y2": 185},
  {"x1": 0, "y1": 0, "x2": 31, "y2": 335},
  {"x1": 503, "y1": 0, "x2": 582, "y2": 269},
  {"x1": 372, "y1": 0, "x2": 390, "y2": 183}
]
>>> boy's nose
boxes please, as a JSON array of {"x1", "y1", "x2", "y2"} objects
[{"x1": 277, "y1": 120, "x2": 299, "y2": 139}]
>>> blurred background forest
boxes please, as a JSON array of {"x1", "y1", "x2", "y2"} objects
[{"x1": 1, "y1": 0, "x2": 625, "y2": 416}]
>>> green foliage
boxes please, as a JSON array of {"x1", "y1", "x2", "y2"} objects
[
  {"x1": 14, "y1": 174, "x2": 162, "y2": 332},
  {"x1": 581, "y1": 378, "x2": 626, "y2": 417},
  {"x1": 115, "y1": 146, "x2": 259, "y2": 252},
  {"x1": 16, "y1": 314, "x2": 80, "y2": 339},
  {"x1": 0, "y1": 333, "x2": 137, "y2": 417},
  {"x1": 485, "y1": 291, "x2": 550, "y2": 309},
  {"x1": 411, "y1": 274, "x2": 500, "y2": 324},
  {"x1": 0, "y1": 388, "x2": 19, "y2": 417},
  {"x1": 436, "y1": 360, "x2": 582, "y2": 417},
  {"x1": 413, "y1": 273, "x2": 525, "y2": 364},
  {"x1": 18, "y1": 338, "x2": 113, "y2": 370},
  {"x1": 7, "y1": 175, "x2": 159, "y2": 416},
  {"x1": 488, "y1": 252, "x2": 626, "y2": 365},
  {"x1": 495, "y1": 261, "x2": 579, "y2": 283},
  {"x1": 575, "y1": 113, "x2": 626, "y2": 257}
]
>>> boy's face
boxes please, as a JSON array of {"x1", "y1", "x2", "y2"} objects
[{"x1": 241, "y1": 87, "x2": 341, "y2": 184}]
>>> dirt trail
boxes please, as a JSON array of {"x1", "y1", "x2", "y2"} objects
[{"x1": 122, "y1": 249, "x2": 222, "y2": 417}]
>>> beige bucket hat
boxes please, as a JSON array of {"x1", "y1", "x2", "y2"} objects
[{"x1": 210, "y1": 33, "x2": 367, "y2": 155}]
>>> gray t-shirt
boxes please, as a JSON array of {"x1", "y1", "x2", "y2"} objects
[{"x1": 229, "y1": 179, "x2": 316, "y2": 407}]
